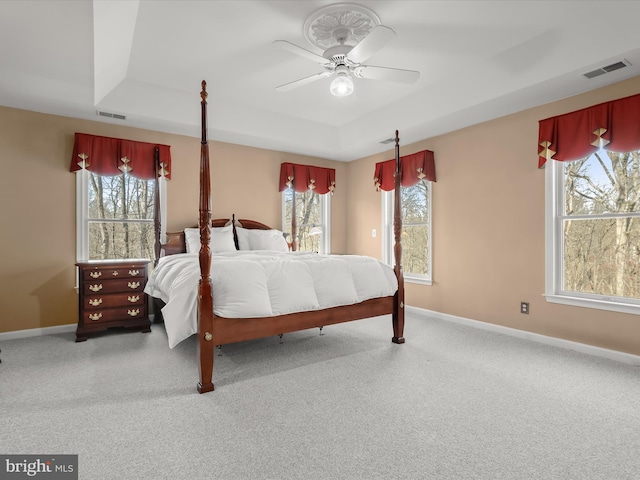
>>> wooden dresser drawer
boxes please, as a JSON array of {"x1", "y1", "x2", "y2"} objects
[
  {"x1": 80, "y1": 305, "x2": 147, "y2": 324},
  {"x1": 83, "y1": 292, "x2": 145, "y2": 310},
  {"x1": 75, "y1": 259, "x2": 151, "y2": 342},
  {"x1": 82, "y1": 279, "x2": 144, "y2": 295},
  {"x1": 81, "y1": 266, "x2": 145, "y2": 281}
]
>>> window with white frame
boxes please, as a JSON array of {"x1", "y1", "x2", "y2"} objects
[
  {"x1": 383, "y1": 180, "x2": 432, "y2": 284},
  {"x1": 70, "y1": 134, "x2": 170, "y2": 264},
  {"x1": 546, "y1": 149, "x2": 640, "y2": 313},
  {"x1": 282, "y1": 188, "x2": 330, "y2": 253},
  {"x1": 76, "y1": 169, "x2": 165, "y2": 262}
]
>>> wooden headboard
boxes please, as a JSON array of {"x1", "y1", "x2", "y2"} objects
[{"x1": 161, "y1": 216, "x2": 273, "y2": 256}]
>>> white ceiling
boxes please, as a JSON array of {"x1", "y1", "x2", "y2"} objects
[{"x1": 2, "y1": 0, "x2": 640, "y2": 161}]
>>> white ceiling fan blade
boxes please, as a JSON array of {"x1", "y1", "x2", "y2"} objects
[
  {"x1": 275, "y1": 71, "x2": 333, "y2": 92},
  {"x1": 273, "y1": 40, "x2": 330, "y2": 65},
  {"x1": 347, "y1": 25, "x2": 396, "y2": 65},
  {"x1": 354, "y1": 65, "x2": 420, "y2": 84}
]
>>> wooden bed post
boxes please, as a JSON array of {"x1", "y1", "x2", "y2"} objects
[
  {"x1": 197, "y1": 80, "x2": 215, "y2": 393},
  {"x1": 153, "y1": 147, "x2": 161, "y2": 266},
  {"x1": 291, "y1": 182, "x2": 297, "y2": 251},
  {"x1": 392, "y1": 130, "x2": 406, "y2": 344}
]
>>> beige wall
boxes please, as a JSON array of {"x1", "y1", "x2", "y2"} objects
[
  {"x1": 0, "y1": 107, "x2": 346, "y2": 333},
  {"x1": 3, "y1": 75, "x2": 640, "y2": 356},
  {"x1": 347, "y1": 75, "x2": 640, "y2": 356}
]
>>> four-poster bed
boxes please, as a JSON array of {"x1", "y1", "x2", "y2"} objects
[{"x1": 148, "y1": 81, "x2": 405, "y2": 394}]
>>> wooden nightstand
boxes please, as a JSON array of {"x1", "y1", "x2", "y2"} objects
[{"x1": 75, "y1": 259, "x2": 151, "y2": 342}]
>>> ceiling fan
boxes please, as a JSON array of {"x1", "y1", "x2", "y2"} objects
[{"x1": 273, "y1": 3, "x2": 420, "y2": 97}]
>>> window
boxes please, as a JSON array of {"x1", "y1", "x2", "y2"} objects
[
  {"x1": 71, "y1": 133, "x2": 171, "y2": 264},
  {"x1": 546, "y1": 149, "x2": 640, "y2": 313},
  {"x1": 383, "y1": 180, "x2": 432, "y2": 284},
  {"x1": 282, "y1": 188, "x2": 330, "y2": 253},
  {"x1": 76, "y1": 169, "x2": 165, "y2": 263}
]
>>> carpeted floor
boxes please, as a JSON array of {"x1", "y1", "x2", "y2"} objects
[{"x1": 1, "y1": 313, "x2": 639, "y2": 479}]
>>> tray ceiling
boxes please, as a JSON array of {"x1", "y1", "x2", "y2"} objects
[{"x1": 1, "y1": 0, "x2": 640, "y2": 161}]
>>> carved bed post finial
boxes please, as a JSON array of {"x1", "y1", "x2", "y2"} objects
[
  {"x1": 197, "y1": 80, "x2": 215, "y2": 393},
  {"x1": 392, "y1": 129, "x2": 405, "y2": 344},
  {"x1": 201, "y1": 80, "x2": 208, "y2": 101},
  {"x1": 201, "y1": 81, "x2": 208, "y2": 145}
]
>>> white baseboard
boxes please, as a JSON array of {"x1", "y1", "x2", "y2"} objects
[
  {"x1": 407, "y1": 306, "x2": 640, "y2": 367},
  {"x1": 0, "y1": 323, "x2": 76, "y2": 342},
  {"x1": 0, "y1": 316, "x2": 159, "y2": 342}
]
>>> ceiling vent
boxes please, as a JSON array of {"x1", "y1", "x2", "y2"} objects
[
  {"x1": 97, "y1": 110, "x2": 126, "y2": 120},
  {"x1": 583, "y1": 59, "x2": 631, "y2": 79},
  {"x1": 379, "y1": 137, "x2": 395, "y2": 144}
]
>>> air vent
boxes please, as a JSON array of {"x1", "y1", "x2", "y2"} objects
[
  {"x1": 603, "y1": 61, "x2": 627, "y2": 72},
  {"x1": 583, "y1": 59, "x2": 631, "y2": 79},
  {"x1": 97, "y1": 110, "x2": 126, "y2": 120},
  {"x1": 379, "y1": 138, "x2": 395, "y2": 144}
]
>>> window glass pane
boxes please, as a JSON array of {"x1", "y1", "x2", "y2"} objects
[
  {"x1": 86, "y1": 172, "x2": 155, "y2": 262},
  {"x1": 564, "y1": 150, "x2": 640, "y2": 215},
  {"x1": 296, "y1": 225, "x2": 321, "y2": 252},
  {"x1": 563, "y1": 217, "x2": 640, "y2": 298},
  {"x1": 385, "y1": 181, "x2": 431, "y2": 279},
  {"x1": 88, "y1": 173, "x2": 155, "y2": 220},
  {"x1": 283, "y1": 189, "x2": 292, "y2": 232},
  {"x1": 283, "y1": 189, "x2": 323, "y2": 252},
  {"x1": 402, "y1": 224, "x2": 430, "y2": 275},
  {"x1": 402, "y1": 181, "x2": 429, "y2": 223},
  {"x1": 88, "y1": 222, "x2": 155, "y2": 260}
]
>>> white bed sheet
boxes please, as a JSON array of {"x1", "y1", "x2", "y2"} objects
[{"x1": 144, "y1": 251, "x2": 398, "y2": 348}]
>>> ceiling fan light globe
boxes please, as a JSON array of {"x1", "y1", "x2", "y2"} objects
[{"x1": 330, "y1": 74, "x2": 354, "y2": 97}]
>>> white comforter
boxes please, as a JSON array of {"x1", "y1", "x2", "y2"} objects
[{"x1": 144, "y1": 251, "x2": 398, "y2": 348}]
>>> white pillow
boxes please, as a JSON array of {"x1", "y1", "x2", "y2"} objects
[
  {"x1": 235, "y1": 226, "x2": 252, "y2": 251},
  {"x1": 235, "y1": 227, "x2": 289, "y2": 251},
  {"x1": 184, "y1": 226, "x2": 237, "y2": 253},
  {"x1": 251, "y1": 230, "x2": 289, "y2": 251}
]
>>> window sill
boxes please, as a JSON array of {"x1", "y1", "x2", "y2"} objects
[
  {"x1": 545, "y1": 293, "x2": 640, "y2": 315},
  {"x1": 404, "y1": 275, "x2": 432, "y2": 286}
]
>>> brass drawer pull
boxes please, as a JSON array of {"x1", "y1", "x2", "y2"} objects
[
  {"x1": 127, "y1": 295, "x2": 140, "y2": 303},
  {"x1": 127, "y1": 309, "x2": 140, "y2": 317},
  {"x1": 112, "y1": 271, "x2": 119, "y2": 276},
  {"x1": 89, "y1": 284, "x2": 103, "y2": 292},
  {"x1": 129, "y1": 269, "x2": 139, "y2": 276},
  {"x1": 127, "y1": 281, "x2": 140, "y2": 289},
  {"x1": 89, "y1": 271, "x2": 102, "y2": 278},
  {"x1": 88, "y1": 298, "x2": 103, "y2": 307},
  {"x1": 88, "y1": 313, "x2": 102, "y2": 321}
]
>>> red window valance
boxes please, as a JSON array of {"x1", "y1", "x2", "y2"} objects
[
  {"x1": 69, "y1": 133, "x2": 172, "y2": 180},
  {"x1": 279, "y1": 162, "x2": 336, "y2": 194},
  {"x1": 538, "y1": 92, "x2": 640, "y2": 168},
  {"x1": 374, "y1": 149, "x2": 436, "y2": 191}
]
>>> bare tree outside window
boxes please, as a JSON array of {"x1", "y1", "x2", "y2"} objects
[
  {"x1": 283, "y1": 188, "x2": 322, "y2": 252},
  {"x1": 400, "y1": 180, "x2": 430, "y2": 276},
  {"x1": 87, "y1": 172, "x2": 155, "y2": 261},
  {"x1": 562, "y1": 149, "x2": 640, "y2": 299},
  {"x1": 384, "y1": 180, "x2": 431, "y2": 281}
]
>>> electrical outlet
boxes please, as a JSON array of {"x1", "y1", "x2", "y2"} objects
[{"x1": 520, "y1": 302, "x2": 529, "y2": 314}]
